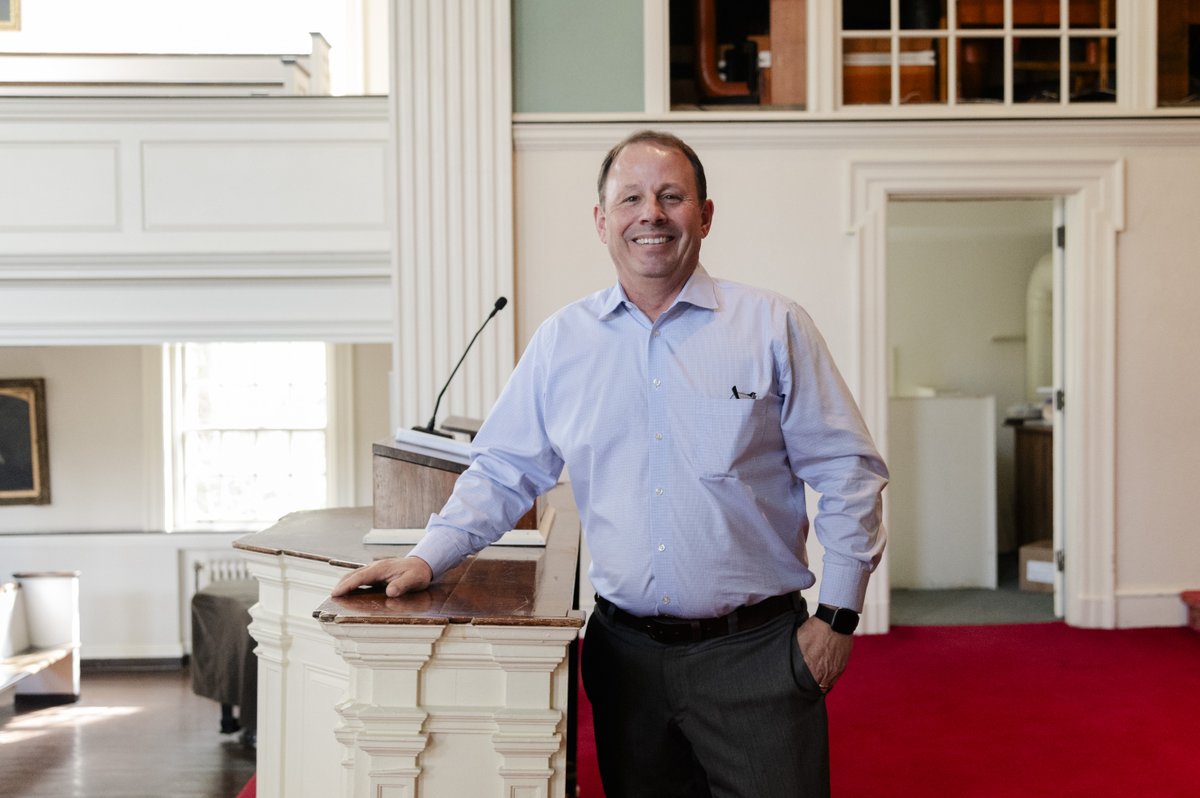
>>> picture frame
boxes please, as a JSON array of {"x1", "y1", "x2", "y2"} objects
[
  {"x1": 0, "y1": 378, "x2": 51, "y2": 505},
  {"x1": 0, "y1": 0, "x2": 20, "y2": 32}
]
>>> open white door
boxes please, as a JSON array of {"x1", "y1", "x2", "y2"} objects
[{"x1": 1051, "y1": 198, "x2": 1066, "y2": 618}]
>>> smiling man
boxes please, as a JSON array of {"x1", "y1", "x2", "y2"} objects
[{"x1": 333, "y1": 130, "x2": 888, "y2": 797}]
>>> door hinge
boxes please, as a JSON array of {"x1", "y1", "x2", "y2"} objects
[
  {"x1": 1055, "y1": 550, "x2": 1065, "y2": 572},
  {"x1": 1056, "y1": 225, "x2": 1066, "y2": 248},
  {"x1": 1055, "y1": 389, "x2": 1065, "y2": 411}
]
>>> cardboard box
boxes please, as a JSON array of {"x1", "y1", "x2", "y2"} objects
[{"x1": 1019, "y1": 540, "x2": 1055, "y2": 593}]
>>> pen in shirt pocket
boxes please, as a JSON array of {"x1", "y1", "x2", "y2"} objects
[{"x1": 731, "y1": 385, "x2": 757, "y2": 400}]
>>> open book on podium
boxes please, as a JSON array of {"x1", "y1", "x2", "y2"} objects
[{"x1": 362, "y1": 427, "x2": 551, "y2": 546}]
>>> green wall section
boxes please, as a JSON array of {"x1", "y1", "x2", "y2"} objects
[{"x1": 512, "y1": 0, "x2": 643, "y2": 113}]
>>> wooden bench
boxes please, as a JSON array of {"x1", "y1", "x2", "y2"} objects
[{"x1": 0, "y1": 574, "x2": 81, "y2": 705}]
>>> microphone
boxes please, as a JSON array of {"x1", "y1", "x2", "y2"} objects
[{"x1": 415, "y1": 296, "x2": 508, "y2": 438}]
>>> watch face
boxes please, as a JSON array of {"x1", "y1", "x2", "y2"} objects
[
  {"x1": 832, "y1": 608, "x2": 859, "y2": 634},
  {"x1": 819, "y1": 604, "x2": 859, "y2": 634}
]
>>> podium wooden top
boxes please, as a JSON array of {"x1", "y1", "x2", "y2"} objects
[
  {"x1": 235, "y1": 483, "x2": 582, "y2": 628},
  {"x1": 373, "y1": 435, "x2": 469, "y2": 474}
]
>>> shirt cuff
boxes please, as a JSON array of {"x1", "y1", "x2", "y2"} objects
[
  {"x1": 407, "y1": 526, "x2": 468, "y2": 580},
  {"x1": 817, "y1": 561, "x2": 871, "y2": 612}
]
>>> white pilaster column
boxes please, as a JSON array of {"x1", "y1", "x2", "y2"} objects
[
  {"x1": 388, "y1": 0, "x2": 516, "y2": 430},
  {"x1": 324, "y1": 623, "x2": 444, "y2": 798},
  {"x1": 477, "y1": 626, "x2": 580, "y2": 798},
  {"x1": 243, "y1": 555, "x2": 290, "y2": 798}
]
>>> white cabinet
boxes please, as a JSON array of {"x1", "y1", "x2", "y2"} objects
[{"x1": 887, "y1": 396, "x2": 997, "y2": 590}]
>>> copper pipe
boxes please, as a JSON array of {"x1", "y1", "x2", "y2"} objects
[{"x1": 695, "y1": 0, "x2": 751, "y2": 98}]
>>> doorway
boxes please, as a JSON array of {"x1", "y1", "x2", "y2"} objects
[
  {"x1": 884, "y1": 198, "x2": 1058, "y2": 625},
  {"x1": 845, "y1": 155, "x2": 1123, "y2": 633}
]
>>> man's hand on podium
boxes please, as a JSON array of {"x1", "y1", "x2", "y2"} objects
[{"x1": 331, "y1": 556, "x2": 433, "y2": 598}]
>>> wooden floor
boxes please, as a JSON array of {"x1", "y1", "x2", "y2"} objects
[{"x1": 0, "y1": 665, "x2": 255, "y2": 798}]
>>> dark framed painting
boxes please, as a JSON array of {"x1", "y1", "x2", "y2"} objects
[
  {"x1": 0, "y1": 0, "x2": 20, "y2": 32},
  {"x1": 0, "y1": 378, "x2": 51, "y2": 505}
]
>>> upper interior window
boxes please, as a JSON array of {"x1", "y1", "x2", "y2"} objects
[
  {"x1": 841, "y1": 0, "x2": 1117, "y2": 107},
  {"x1": 665, "y1": 0, "x2": 1195, "y2": 113},
  {"x1": 670, "y1": 0, "x2": 808, "y2": 110}
]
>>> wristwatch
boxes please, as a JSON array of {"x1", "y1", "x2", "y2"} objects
[{"x1": 815, "y1": 604, "x2": 860, "y2": 634}]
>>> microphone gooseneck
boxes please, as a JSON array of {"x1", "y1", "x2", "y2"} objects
[{"x1": 417, "y1": 296, "x2": 508, "y2": 436}]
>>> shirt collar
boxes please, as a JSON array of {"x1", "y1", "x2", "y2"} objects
[{"x1": 596, "y1": 264, "x2": 718, "y2": 321}]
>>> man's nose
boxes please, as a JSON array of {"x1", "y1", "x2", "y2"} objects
[{"x1": 642, "y1": 197, "x2": 666, "y2": 223}]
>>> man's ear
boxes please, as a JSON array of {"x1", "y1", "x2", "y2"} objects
[
  {"x1": 594, "y1": 204, "x2": 608, "y2": 243},
  {"x1": 700, "y1": 198, "x2": 714, "y2": 238}
]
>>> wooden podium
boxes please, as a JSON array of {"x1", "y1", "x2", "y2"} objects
[
  {"x1": 237, "y1": 429, "x2": 582, "y2": 798},
  {"x1": 366, "y1": 435, "x2": 547, "y2": 545}
]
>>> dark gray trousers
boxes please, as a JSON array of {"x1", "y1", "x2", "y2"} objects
[{"x1": 582, "y1": 602, "x2": 829, "y2": 798}]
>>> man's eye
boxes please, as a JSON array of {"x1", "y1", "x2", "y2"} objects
[
  {"x1": 661, "y1": 194, "x2": 680, "y2": 202},
  {"x1": 623, "y1": 195, "x2": 639, "y2": 203}
]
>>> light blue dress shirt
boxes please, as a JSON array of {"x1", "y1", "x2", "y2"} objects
[{"x1": 410, "y1": 266, "x2": 888, "y2": 618}]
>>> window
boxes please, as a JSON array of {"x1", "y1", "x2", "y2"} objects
[
  {"x1": 840, "y1": 0, "x2": 1117, "y2": 108},
  {"x1": 1158, "y1": 0, "x2": 1200, "y2": 106},
  {"x1": 658, "y1": 0, "x2": 1159, "y2": 114},
  {"x1": 166, "y1": 342, "x2": 332, "y2": 531}
]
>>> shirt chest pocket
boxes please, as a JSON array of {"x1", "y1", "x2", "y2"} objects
[{"x1": 680, "y1": 396, "x2": 777, "y2": 476}]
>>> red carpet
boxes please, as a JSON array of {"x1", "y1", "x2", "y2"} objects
[
  {"x1": 579, "y1": 623, "x2": 1200, "y2": 797},
  {"x1": 238, "y1": 624, "x2": 1200, "y2": 797}
]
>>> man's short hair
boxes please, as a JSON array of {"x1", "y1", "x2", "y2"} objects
[{"x1": 596, "y1": 130, "x2": 708, "y2": 207}]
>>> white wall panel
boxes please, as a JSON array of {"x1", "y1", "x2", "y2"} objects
[
  {"x1": 0, "y1": 141, "x2": 120, "y2": 230},
  {"x1": 0, "y1": 97, "x2": 390, "y2": 343},
  {"x1": 0, "y1": 277, "x2": 392, "y2": 344},
  {"x1": 141, "y1": 140, "x2": 387, "y2": 231}
]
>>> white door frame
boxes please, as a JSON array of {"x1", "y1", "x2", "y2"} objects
[{"x1": 846, "y1": 158, "x2": 1125, "y2": 633}]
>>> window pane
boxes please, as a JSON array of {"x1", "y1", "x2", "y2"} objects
[
  {"x1": 1069, "y1": 36, "x2": 1116, "y2": 101},
  {"x1": 957, "y1": 0, "x2": 1003, "y2": 28},
  {"x1": 1013, "y1": 0, "x2": 1060, "y2": 29},
  {"x1": 1014, "y1": 36, "x2": 1061, "y2": 102},
  {"x1": 1157, "y1": 2, "x2": 1200, "y2": 106},
  {"x1": 957, "y1": 37, "x2": 1004, "y2": 101},
  {"x1": 844, "y1": 1, "x2": 890, "y2": 30},
  {"x1": 843, "y1": 38, "x2": 891, "y2": 104},
  {"x1": 901, "y1": 1, "x2": 947, "y2": 31},
  {"x1": 900, "y1": 37, "x2": 944, "y2": 103},
  {"x1": 1069, "y1": 0, "x2": 1115, "y2": 30}
]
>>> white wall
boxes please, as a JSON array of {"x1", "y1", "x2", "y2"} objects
[
  {"x1": 0, "y1": 346, "x2": 153, "y2": 533},
  {"x1": 1114, "y1": 153, "x2": 1200, "y2": 623}
]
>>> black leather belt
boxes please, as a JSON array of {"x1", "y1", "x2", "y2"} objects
[{"x1": 594, "y1": 592, "x2": 804, "y2": 644}]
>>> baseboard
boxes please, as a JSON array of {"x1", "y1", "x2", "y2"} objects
[
  {"x1": 82, "y1": 657, "x2": 186, "y2": 672},
  {"x1": 81, "y1": 642, "x2": 184, "y2": 662},
  {"x1": 1115, "y1": 591, "x2": 1191, "y2": 629}
]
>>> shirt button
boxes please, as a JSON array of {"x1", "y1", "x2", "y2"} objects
[
  {"x1": 654, "y1": 487, "x2": 664, "y2": 496},
  {"x1": 653, "y1": 330, "x2": 661, "y2": 337},
  {"x1": 657, "y1": 543, "x2": 666, "y2": 552},
  {"x1": 662, "y1": 596, "x2": 671, "y2": 605},
  {"x1": 654, "y1": 432, "x2": 663, "y2": 441},
  {"x1": 652, "y1": 378, "x2": 662, "y2": 388}
]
